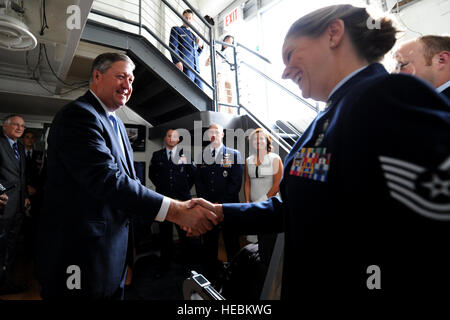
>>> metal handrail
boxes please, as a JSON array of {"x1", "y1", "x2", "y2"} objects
[
  {"x1": 240, "y1": 61, "x2": 317, "y2": 112},
  {"x1": 283, "y1": 120, "x2": 303, "y2": 137},
  {"x1": 273, "y1": 123, "x2": 297, "y2": 145},
  {"x1": 89, "y1": 7, "x2": 214, "y2": 92},
  {"x1": 179, "y1": 0, "x2": 212, "y2": 31},
  {"x1": 239, "y1": 104, "x2": 291, "y2": 153},
  {"x1": 236, "y1": 41, "x2": 271, "y2": 64},
  {"x1": 160, "y1": 0, "x2": 210, "y2": 45}
]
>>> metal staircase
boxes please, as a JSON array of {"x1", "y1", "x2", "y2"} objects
[{"x1": 85, "y1": 0, "x2": 318, "y2": 156}]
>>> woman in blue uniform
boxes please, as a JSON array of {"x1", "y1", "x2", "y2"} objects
[{"x1": 190, "y1": 4, "x2": 450, "y2": 300}]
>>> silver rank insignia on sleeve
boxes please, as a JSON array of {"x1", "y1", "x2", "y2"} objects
[{"x1": 379, "y1": 155, "x2": 450, "y2": 221}]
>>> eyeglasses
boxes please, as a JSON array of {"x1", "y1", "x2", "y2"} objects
[{"x1": 394, "y1": 61, "x2": 410, "y2": 73}]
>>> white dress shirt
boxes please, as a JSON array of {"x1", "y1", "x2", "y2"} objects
[{"x1": 437, "y1": 80, "x2": 450, "y2": 94}]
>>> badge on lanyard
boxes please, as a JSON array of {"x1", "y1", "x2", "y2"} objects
[
  {"x1": 223, "y1": 171, "x2": 228, "y2": 178},
  {"x1": 289, "y1": 147, "x2": 332, "y2": 182}
]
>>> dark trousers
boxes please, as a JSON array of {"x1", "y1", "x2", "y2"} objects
[
  {"x1": 257, "y1": 233, "x2": 277, "y2": 265},
  {"x1": 202, "y1": 228, "x2": 220, "y2": 282},
  {"x1": 24, "y1": 194, "x2": 42, "y2": 261},
  {"x1": 202, "y1": 226, "x2": 240, "y2": 282},
  {"x1": 184, "y1": 68, "x2": 204, "y2": 90},
  {"x1": 0, "y1": 212, "x2": 24, "y2": 286},
  {"x1": 159, "y1": 220, "x2": 189, "y2": 267},
  {"x1": 40, "y1": 262, "x2": 128, "y2": 300}
]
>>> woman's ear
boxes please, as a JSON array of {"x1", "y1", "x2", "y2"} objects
[{"x1": 328, "y1": 19, "x2": 345, "y2": 48}]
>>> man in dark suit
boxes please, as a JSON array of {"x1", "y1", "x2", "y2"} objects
[
  {"x1": 169, "y1": 9, "x2": 204, "y2": 89},
  {"x1": 148, "y1": 128, "x2": 195, "y2": 274},
  {"x1": 23, "y1": 130, "x2": 44, "y2": 197},
  {"x1": 36, "y1": 53, "x2": 218, "y2": 300},
  {"x1": 195, "y1": 124, "x2": 243, "y2": 282},
  {"x1": 394, "y1": 35, "x2": 450, "y2": 99},
  {"x1": 0, "y1": 114, "x2": 29, "y2": 295}
]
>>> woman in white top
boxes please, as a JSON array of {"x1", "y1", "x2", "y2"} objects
[
  {"x1": 244, "y1": 128, "x2": 283, "y2": 264},
  {"x1": 206, "y1": 35, "x2": 236, "y2": 114},
  {"x1": 245, "y1": 129, "x2": 283, "y2": 203}
]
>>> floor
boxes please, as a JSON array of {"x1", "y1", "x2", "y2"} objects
[{"x1": 0, "y1": 231, "x2": 243, "y2": 300}]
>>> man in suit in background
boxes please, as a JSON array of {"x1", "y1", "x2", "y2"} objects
[
  {"x1": 195, "y1": 124, "x2": 243, "y2": 283},
  {"x1": 23, "y1": 130, "x2": 44, "y2": 199},
  {"x1": 169, "y1": 9, "x2": 204, "y2": 89},
  {"x1": 394, "y1": 35, "x2": 450, "y2": 99},
  {"x1": 37, "y1": 52, "x2": 218, "y2": 300},
  {"x1": 0, "y1": 114, "x2": 29, "y2": 295},
  {"x1": 149, "y1": 128, "x2": 195, "y2": 276},
  {"x1": 22, "y1": 130, "x2": 45, "y2": 264}
]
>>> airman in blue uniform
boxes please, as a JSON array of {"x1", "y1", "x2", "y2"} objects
[
  {"x1": 149, "y1": 129, "x2": 195, "y2": 273},
  {"x1": 195, "y1": 124, "x2": 243, "y2": 281},
  {"x1": 169, "y1": 9, "x2": 204, "y2": 89}
]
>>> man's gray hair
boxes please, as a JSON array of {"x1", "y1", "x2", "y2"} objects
[
  {"x1": 3, "y1": 114, "x2": 23, "y2": 125},
  {"x1": 89, "y1": 52, "x2": 135, "y2": 83}
]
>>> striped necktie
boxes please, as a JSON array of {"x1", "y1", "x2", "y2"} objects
[{"x1": 12, "y1": 142, "x2": 20, "y2": 161}]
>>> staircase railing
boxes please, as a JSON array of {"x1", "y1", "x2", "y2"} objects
[
  {"x1": 89, "y1": 0, "x2": 217, "y2": 105},
  {"x1": 88, "y1": 0, "x2": 318, "y2": 152},
  {"x1": 214, "y1": 38, "x2": 318, "y2": 149}
]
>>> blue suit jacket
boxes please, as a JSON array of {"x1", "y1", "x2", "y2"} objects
[
  {"x1": 195, "y1": 145, "x2": 243, "y2": 203},
  {"x1": 223, "y1": 63, "x2": 450, "y2": 299},
  {"x1": 37, "y1": 91, "x2": 164, "y2": 298},
  {"x1": 169, "y1": 26, "x2": 202, "y2": 73},
  {"x1": 148, "y1": 147, "x2": 195, "y2": 201}
]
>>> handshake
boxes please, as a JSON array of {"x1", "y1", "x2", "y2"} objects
[{"x1": 165, "y1": 198, "x2": 223, "y2": 237}]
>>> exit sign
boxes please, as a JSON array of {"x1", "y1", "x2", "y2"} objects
[{"x1": 224, "y1": 7, "x2": 239, "y2": 28}]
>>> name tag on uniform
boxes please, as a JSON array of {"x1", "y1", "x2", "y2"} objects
[{"x1": 289, "y1": 147, "x2": 331, "y2": 182}]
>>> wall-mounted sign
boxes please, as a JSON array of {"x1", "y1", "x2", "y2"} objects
[{"x1": 224, "y1": 7, "x2": 239, "y2": 28}]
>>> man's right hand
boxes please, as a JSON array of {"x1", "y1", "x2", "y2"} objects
[
  {"x1": 181, "y1": 198, "x2": 224, "y2": 236},
  {"x1": 165, "y1": 199, "x2": 218, "y2": 236},
  {"x1": 176, "y1": 62, "x2": 183, "y2": 71},
  {"x1": 190, "y1": 198, "x2": 223, "y2": 221}
]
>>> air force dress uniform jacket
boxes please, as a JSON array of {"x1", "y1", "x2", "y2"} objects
[
  {"x1": 148, "y1": 148, "x2": 195, "y2": 201},
  {"x1": 169, "y1": 26, "x2": 203, "y2": 74},
  {"x1": 195, "y1": 145, "x2": 243, "y2": 203},
  {"x1": 37, "y1": 91, "x2": 164, "y2": 299},
  {"x1": 222, "y1": 63, "x2": 450, "y2": 300}
]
